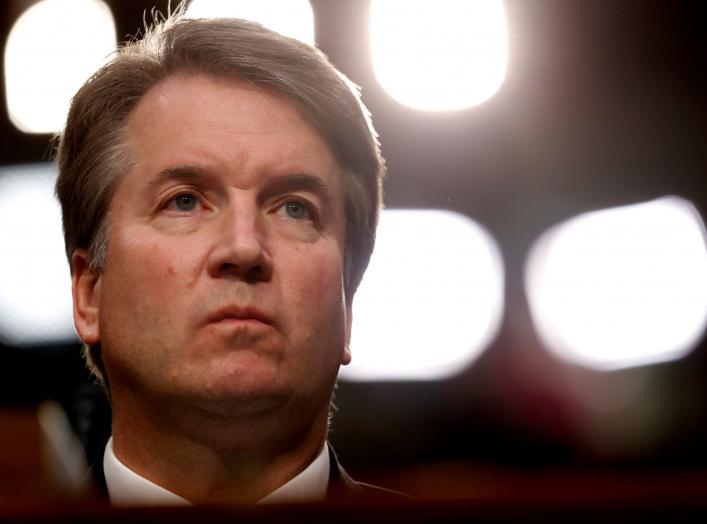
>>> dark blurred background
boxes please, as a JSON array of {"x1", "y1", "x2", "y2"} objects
[{"x1": 1, "y1": 0, "x2": 706, "y2": 501}]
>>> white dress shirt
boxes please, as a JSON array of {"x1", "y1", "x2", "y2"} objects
[{"x1": 103, "y1": 437, "x2": 330, "y2": 506}]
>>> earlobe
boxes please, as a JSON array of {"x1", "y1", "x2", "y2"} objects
[
  {"x1": 71, "y1": 249, "x2": 101, "y2": 346},
  {"x1": 341, "y1": 302, "x2": 353, "y2": 366}
]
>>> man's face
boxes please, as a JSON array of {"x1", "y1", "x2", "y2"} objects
[{"x1": 74, "y1": 74, "x2": 351, "y2": 424}]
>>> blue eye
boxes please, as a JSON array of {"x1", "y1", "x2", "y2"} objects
[
  {"x1": 283, "y1": 201, "x2": 310, "y2": 220},
  {"x1": 175, "y1": 194, "x2": 197, "y2": 212}
]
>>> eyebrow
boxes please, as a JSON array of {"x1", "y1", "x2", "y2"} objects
[
  {"x1": 258, "y1": 173, "x2": 334, "y2": 207},
  {"x1": 149, "y1": 165, "x2": 210, "y2": 186}
]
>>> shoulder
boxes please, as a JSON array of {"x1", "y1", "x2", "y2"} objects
[
  {"x1": 326, "y1": 444, "x2": 411, "y2": 503},
  {"x1": 354, "y1": 480, "x2": 411, "y2": 502}
]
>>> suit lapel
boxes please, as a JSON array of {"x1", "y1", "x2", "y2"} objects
[{"x1": 326, "y1": 443, "x2": 366, "y2": 501}]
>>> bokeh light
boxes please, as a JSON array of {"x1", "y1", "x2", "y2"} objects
[
  {"x1": 370, "y1": 0, "x2": 508, "y2": 111},
  {"x1": 0, "y1": 164, "x2": 76, "y2": 345},
  {"x1": 4, "y1": 0, "x2": 116, "y2": 133},
  {"x1": 525, "y1": 197, "x2": 707, "y2": 370},
  {"x1": 342, "y1": 209, "x2": 504, "y2": 381},
  {"x1": 186, "y1": 0, "x2": 315, "y2": 44}
]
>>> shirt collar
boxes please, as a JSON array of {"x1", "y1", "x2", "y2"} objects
[{"x1": 103, "y1": 436, "x2": 330, "y2": 506}]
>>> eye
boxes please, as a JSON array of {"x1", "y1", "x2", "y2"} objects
[
  {"x1": 174, "y1": 194, "x2": 197, "y2": 212},
  {"x1": 163, "y1": 193, "x2": 201, "y2": 213},
  {"x1": 280, "y1": 200, "x2": 312, "y2": 220}
]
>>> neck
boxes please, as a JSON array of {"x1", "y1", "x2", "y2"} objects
[{"x1": 109, "y1": 394, "x2": 329, "y2": 504}]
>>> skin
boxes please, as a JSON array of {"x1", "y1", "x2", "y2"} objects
[{"x1": 71, "y1": 74, "x2": 353, "y2": 504}]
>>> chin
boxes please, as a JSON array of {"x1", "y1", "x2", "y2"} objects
[{"x1": 193, "y1": 369, "x2": 290, "y2": 413}]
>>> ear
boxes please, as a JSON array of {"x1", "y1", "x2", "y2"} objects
[
  {"x1": 341, "y1": 298, "x2": 353, "y2": 366},
  {"x1": 71, "y1": 249, "x2": 102, "y2": 346}
]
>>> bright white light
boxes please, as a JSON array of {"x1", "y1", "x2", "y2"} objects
[
  {"x1": 525, "y1": 197, "x2": 707, "y2": 371},
  {"x1": 370, "y1": 0, "x2": 508, "y2": 111},
  {"x1": 4, "y1": 0, "x2": 116, "y2": 134},
  {"x1": 186, "y1": 0, "x2": 315, "y2": 44},
  {"x1": 0, "y1": 164, "x2": 76, "y2": 345},
  {"x1": 342, "y1": 210, "x2": 504, "y2": 381}
]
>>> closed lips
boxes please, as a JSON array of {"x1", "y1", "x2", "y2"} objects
[{"x1": 207, "y1": 307, "x2": 273, "y2": 325}]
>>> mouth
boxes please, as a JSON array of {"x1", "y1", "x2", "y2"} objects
[{"x1": 207, "y1": 306, "x2": 273, "y2": 326}]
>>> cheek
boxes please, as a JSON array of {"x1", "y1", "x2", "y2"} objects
[
  {"x1": 102, "y1": 229, "x2": 202, "y2": 310},
  {"x1": 280, "y1": 245, "x2": 347, "y2": 336},
  {"x1": 97, "y1": 232, "x2": 205, "y2": 372},
  {"x1": 288, "y1": 245, "x2": 343, "y2": 296}
]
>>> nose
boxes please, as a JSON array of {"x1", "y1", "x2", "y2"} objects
[{"x1": 206, "y1": 202, "x2": 273, "y2": 282}]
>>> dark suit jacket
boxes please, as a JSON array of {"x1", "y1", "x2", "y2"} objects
[
  {"x1": 325, "y1": 445, "x2": 407, "y2": 503},
  {"x1": 89, "y1": 441, "x2": 405, "y2": 504}
]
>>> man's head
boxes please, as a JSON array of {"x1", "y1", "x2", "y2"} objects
[{"x1": 55, "y1": 15, "x2": 384, "y2": 396}]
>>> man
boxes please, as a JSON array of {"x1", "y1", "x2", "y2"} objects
[{"x1": 55, "y1": 12, "x2": 388, "y2": 505}]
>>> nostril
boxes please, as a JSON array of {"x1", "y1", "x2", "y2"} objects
[
  {"x1": 218, "y1": 262, "x2": 242, "y2": 276},
  {"x1": 218, "y1": 262, "x2": 267, "y2": 282}
]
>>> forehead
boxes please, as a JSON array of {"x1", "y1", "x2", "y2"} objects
[{"x1": 122, "y1": 74, "x2": 340, "y2": 189}]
